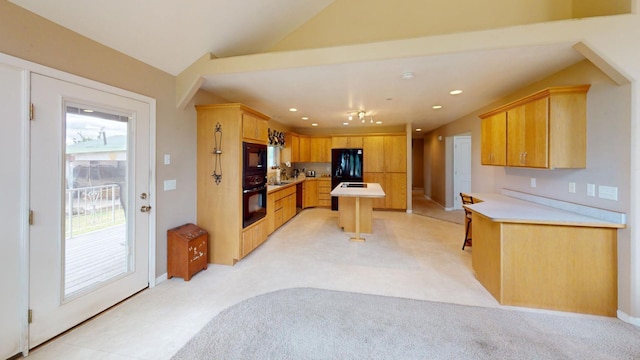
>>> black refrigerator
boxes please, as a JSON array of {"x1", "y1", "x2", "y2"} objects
[{"x1": 331, "y1": 148, "x2": 363, "y2": 210}]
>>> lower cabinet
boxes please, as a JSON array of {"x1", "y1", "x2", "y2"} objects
[
  {"x1": 303, "y1": 180, "x2": 318, "y2": 208},
  {"x1": 241, "y1": 219, "x2": 267, "y2": 258},
  {"x1": 267, "y1": 184, "x2": 297, "y2": 235},
  {"x1": 317, "y1": 179, "x2": 332, "y2": 207}
]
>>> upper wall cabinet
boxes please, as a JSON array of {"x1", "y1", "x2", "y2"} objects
[
  {"x1": 242, "y1": 112, "x2": 269, "y2": 144},
  {"x1": 479, "y1": 85, "x2": 590, "y2": 169}
]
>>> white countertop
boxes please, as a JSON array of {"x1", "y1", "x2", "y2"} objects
[
  {"x1": 465, "y1": 193, "x2": 624, "y2": 228},
  {"x1": 330, "y1": 182, "x2": 385, "y2": 198}
]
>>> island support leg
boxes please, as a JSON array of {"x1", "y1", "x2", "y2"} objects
[{"x1": 350, "y1": 196, "x2": 365, "y2": 242}]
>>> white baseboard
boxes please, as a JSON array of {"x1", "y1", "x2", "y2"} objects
[
  {"x1": 617, "y1": 309, "x2": 640, "y2": 326},
  {"x1": 154, "y1": 273, "x2": 168, "y2": 286}
]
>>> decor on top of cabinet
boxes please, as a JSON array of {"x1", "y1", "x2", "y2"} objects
[
  {"x1": 212, "y1": 122, "x2": 222, "y2": 184},
  {"x1": 268, "y1": 128, "x2": 285, "y2": 147}
]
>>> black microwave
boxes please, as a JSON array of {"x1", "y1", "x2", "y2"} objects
[{"x1": 243, "y1": 142, "x2": 267, "y2": 176}]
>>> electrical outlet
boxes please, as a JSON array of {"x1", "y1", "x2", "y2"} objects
[
  {"x1": 587, "y1": 183, "x2": 596, "y2": 197},
  {"x1": 569, "y1": 182, "x2": 576, "y2": 193},
  {"x1": 598, "y1": 185, "x2": 618, "y2": 201},
  {"x1": 530, "y1": 178, "x2": 536, "y2": 188}
]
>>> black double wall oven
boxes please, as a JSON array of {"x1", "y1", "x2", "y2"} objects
[{"x1": 242, "y1": 142, "x2": 267, "y2": 228}]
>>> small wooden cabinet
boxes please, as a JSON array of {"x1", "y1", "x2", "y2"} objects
[
  {"x1": 310, "y1": 137, "x2": 331, "y2": 162},
  {"x1": 480, "y1": 112, "x2": 507, "y2": 166},
  {"x1": 242, "y1": 112, "x2": 268, "y2": 143},
  {"x1": 303, "y1": 180, "x2": 318, "y2": 208},
  {"x1": 317, "y1": 178, "x2": 332, "y2": 206},
  {"x1": 479, "y1": 85, "x2": 590, "y2": 169},
  {"x1": 167, "y1": 223, "x2": 208, "y2": 281},
  {"x1": 267, "y1": 184, "x2": 297, "y2": 234},
  {"x1": 241, "y1": 219, "x2": 267, "y2": 258},
  {"x1": 332, "y1": 136, "x2": 363, "y2": 149}
]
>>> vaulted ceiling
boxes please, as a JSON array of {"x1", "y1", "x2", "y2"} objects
[{"x1": 11, "y1": 0, "x2": 624, "y2": 133}]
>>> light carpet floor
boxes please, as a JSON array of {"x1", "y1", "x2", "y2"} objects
[{"x1": 171, "y1": 288, "x2": 640, "y2": 360}]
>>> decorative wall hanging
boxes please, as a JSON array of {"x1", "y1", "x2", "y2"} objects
[
  {"x1": 212, "y1": 122, "x2": 222, "y2": 184},
  {"x1": 268, "y1": 128, "x2": 285, "y2": 147}
]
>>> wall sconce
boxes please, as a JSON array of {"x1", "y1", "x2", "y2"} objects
[{"x1": 438, "y1": 135, "x2": 443, "y2": 141}]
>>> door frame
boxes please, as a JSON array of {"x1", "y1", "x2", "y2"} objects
[
  {"x1": 452, "y1": 135, "x2": 472, "y2": 210},
  {"x1": 1, "y1": 52, "x2": 156, "y2": 357}
]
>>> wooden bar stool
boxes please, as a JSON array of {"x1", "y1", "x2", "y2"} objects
[{"x1": 460, "y1": 193, "x2": 474, "y2": 250}]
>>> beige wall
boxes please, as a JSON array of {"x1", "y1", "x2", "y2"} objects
[
  {"x1": 573, "y1": 0, "x2": 631, "y2": 17},
  {"x1": 412, "y1": 138, "x2": 424, "y2": 189},
  {"x1": 271, "y1": 0, "x2": 577, "y2": 52},
  {"x1": 0, "y1": 0, "x2": 224, "y2": 283}
]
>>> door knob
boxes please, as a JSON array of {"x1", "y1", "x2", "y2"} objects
[
  {"x1": 140, "y1": 205, "x2": 152, "y2": 213},
  {"x1": 140, "y1": 193, "x2": 148, "y2": 199}
]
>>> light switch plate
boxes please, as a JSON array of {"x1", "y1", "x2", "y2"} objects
[
  {"x1": 530, "y1": 178, "x2": 536, "y2": 188},
  {"x1": 164, "y1": 179, "x2": 176, "y2": 191},
  {"x1": 587, "y1": 183, "x2": 596, "y2": 197},
  {"x1": 598, "y1": 185, "x2": 618, "y2": 201},
  {"x1": 568, "y1": 182, "x2": 576, "y2": 193},
  {"x1": 164, "y1": 154, "x2": 171, "y2": 165}
]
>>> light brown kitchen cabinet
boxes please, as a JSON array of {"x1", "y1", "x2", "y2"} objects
[
  {"x1": 310, "y1": 137, "x2": 331, "y2": 162},
  {"x1": 480, "y1": 85, "x2": 589, "y2": 169},
  {"x1": 242, "y1": 112, "x2": 268, "y2": 144},
  {"x1": 506, "y1": 98, "x2": 549, "y2": 167},
  {"x1": 241, "y1": 219, "x2": 267, "y2": 258},
  {"x1": 268, "y1": 184, "x2": 297, "y2": 234},
  {"x1": 303, "y1": 179, "x2": 318, "y2": 208},
  {"x1": 383, "y1": 135, "x2": 407, "y2": 172},
  {"x1": 316, "y1": 178, "x2": 332, "y2": 207},
  {"x1": 332, "y1": 136, "x2": 363, "y2": 149},
  {"x1": 299, "y1": 136, "x2": 311, "y2": 162},
  {"x1": 363, "y1": 136, "x2": 384, "y2": 172},
  {"x1": 196, "y1": 103, "x2": 270, "y2": 265},
  {"x1": 362, "y1": 134, "x2": 406, "y2": 210},
  {"x1": 363, "y1": 172, "x2": 386, "y2": 209},
  {"x1": 480, "y1": 112, "x2": 507, "y2": 166},
  {"x1": 385, "y1": 172, "x2": 407, "y2": 209}
]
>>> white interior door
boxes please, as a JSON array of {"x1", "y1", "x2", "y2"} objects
[
  {"x1": 29, "y1": 73, "x2": 151, "y2": 347},
  {"x1": 453, "y1": 136, "x2": 472, "y2": 210}
]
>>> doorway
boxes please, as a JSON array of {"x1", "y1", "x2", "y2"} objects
[
  {"x1": 452, "y1": 135, "x2": 471, "y2": 210},
  {"x1": 28, "y1": 73, "x2": 153, "y2": 347}
]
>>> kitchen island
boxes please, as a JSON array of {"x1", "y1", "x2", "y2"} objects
[
  {"x1": 464, "y1": 192, "x2": 625, "y2": 316},
  {"x1": 330, "y1": 182, "x2": 385, "y2": 241}
]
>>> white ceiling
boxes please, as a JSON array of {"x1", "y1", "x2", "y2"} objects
[{"x1": 11, "y1": 0, "x2": 585, "y2": 133}]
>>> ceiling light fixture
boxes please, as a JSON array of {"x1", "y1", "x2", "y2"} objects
[
  {"x1": 416, "y1": 128, "x2": 422, "y2": 132},
  {"x1": 343, "y1": 122, "x2": 349, "y2": 126},
  {"x1": 432, "y1": 105, "x2": 443, "y2": 109},
  {"x1": 302, "y1": 117, "x2": 309, "y2": 120},
  {"x1": 402, "y1": 72, "x2": 414, "y2": 80},
  {"x1": 289, "y1": 108, "x2": 298, "y2": 112},
  {"x1": 311, "y1": 123, "x2": 318, "y2": 127},
  {"x1": 449, "y1": 89, "x2": 463, "y2": 95},
  {"x1": 376, "y1": 121, "x2": 382, "y2": 124}
]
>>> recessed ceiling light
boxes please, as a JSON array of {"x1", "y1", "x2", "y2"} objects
[
  {"x1": 402, "y1": 72, "x2": 414, "y2": 80},
  {"x1": 343, "y1": 122, "x2": 349, "y2": 126},
  {"x1": 376, "y1": 121, "x2": 382, "y2": 124},
  {"x1": 311, "y1": 123, "x2": 318, "y2": 127},
  {"x1": 302, "y1": 117, "x2": 309, "y2": 120},
  {"x1": 289, "y1": 108, "x2": 298, "y2": 112},
  {"x1": 83, "y1": 109, "x2": 94, "y2": 113},
  {"x1": 432, "y1": 105, "x2": 443, "y2": 109},
  {"x1": 449, "y1": 90, "x2": 463, "y2": 95},
  {"x1": 416, "y1": 128, "x2": 422, "y2": 132},
  {"x1": 386, "y1": 98, "x2": 393, "y2": 101}
]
